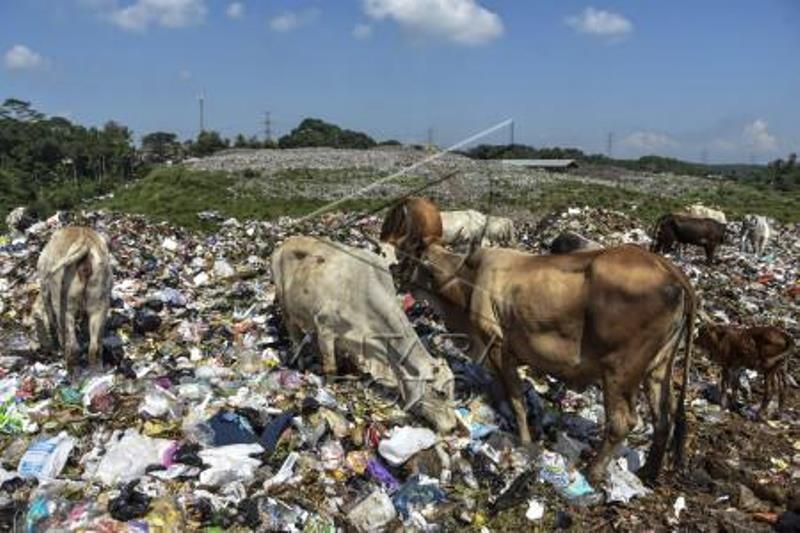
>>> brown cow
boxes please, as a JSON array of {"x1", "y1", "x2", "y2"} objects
[
  {"x1": 380, "y1": 197, "x2": 443, "y2": 260},
  {"x1": 651, "y1": 214, "x2": 725, "y2": 264},
  {"x1": 406, "y1": 243, "x2": 695, "y2": 484},
  {"x1": 695, "y1": 324, "x2": 794, "y2": 416}
]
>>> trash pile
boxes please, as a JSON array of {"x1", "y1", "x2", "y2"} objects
[{"x1": 0, "y1": 207, "x2": 798, "y2": 531}]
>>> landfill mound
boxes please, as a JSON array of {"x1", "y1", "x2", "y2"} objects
[{"x1": 0, "y1": 208, "x2": 799, "y2": 531}]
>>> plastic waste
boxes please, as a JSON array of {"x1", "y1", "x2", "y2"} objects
[
  {"x1": 537, "y1": 450, "x2": 599, "y2": 505},
  {"x1": 17, "y1": 432, "x2": 76, "y2": 480},
  {"x1": 263, "y1": 451, "x2": 300, "y2": 492},
  {"x1": 91, "y1": 429, "x2": 176, "y2": 486},
  {"x1": 378, "y1": 426, "x2": 438, "y2": 466},
  {"x1": 198, "y1": 443, "x2": 264, "y2": 487},
  {"x1": 108, "y1": 480, "x2": 151, "y2": 521},
  {"x1": 392, "y1": 474, "x2": 447, "y2": 519},
  {"x1": 526, "y1": 499, "x2": 545, "y2": 521},
  {"x1": 605, "y1": 458, "x2": 651, "y2": 503},
  {"x1": 347, "y1": 490, "x2": 397, "y2": 532},
  {"x1": 207, "y1": 410, "x2": 257, "y2": 446}
]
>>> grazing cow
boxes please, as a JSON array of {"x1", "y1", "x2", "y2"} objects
[
  {"x1": 695, "y1": 323, "x2": 793, "y2": 415},
  {"x1": 485, "y1": 216, "x2": 516, "y2": 247},
  {"x1": 651, "y1": 214, "x2": 725, "y2": 264},
  {"x1": 271, "y1": 236, "x2": 457, "y2": 433},
  {"x1": 549, "y1": 231, "x2": 602, "y2": 254},
  {"x1": 380, "y1": 197, "x2": 442, "y2": 260},
  {"x1": 681, "y1": 204, "x2": 727, "y2": 224},
  {"x1": 740, "y1": 215, "x2": 771, "y2": 256},
  {"x1": 32, "y1": 227, "x2": 113, "y2": 373},
  {"x1": 406, "y1": 243, "x2": 695, "y2": 484},
  {"x1": 5, "y1": 206, "x2": 35, "y2": 237},
  {"x1": 441, "y1": 210, "x2": 488, "y2": 246}
]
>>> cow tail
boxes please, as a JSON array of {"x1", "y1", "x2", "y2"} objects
[
  {"x1": 47, "y1": 238, "x2": 91, "y2": 349},
  {"x1": 650, "y1": 215, "x2": 666, "y2": 251},
  {"x1": 671, "y1": 274, "x2": 695, "y2": 470}
]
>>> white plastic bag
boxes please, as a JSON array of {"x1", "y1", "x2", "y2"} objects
[
  {"x1": 92, "y1": 429, "x2": 176, "y2": 486},
  {"x1": 17, "y1": 432, "x2": 76, "y2": 480},
  {"x1": 378, "y1": 427, "x2": 437, "y2": 466},
  {"x1": 198, "y1": 443, "x2": 264, "y2": 487}
]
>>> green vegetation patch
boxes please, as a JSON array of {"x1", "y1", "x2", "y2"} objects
[{"x1": 97, "y1": 167, "x2": 382, "y2": 230}]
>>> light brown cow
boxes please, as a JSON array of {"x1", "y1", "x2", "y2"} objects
[
  {"x1": 380, "y1": 197, "x2": 443, "y2": 260},
  {"x1": 33, "y1": 227, "x2": 113, "y2": 373},
  {"x1": 407, "y1": 242, "x2": 695, "y2": 484},
  {"x1": 696, "y1": 324, "x2": 794, "y2": 416}
]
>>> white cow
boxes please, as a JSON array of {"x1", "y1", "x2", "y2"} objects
[
  {"x1": 271, "y1": 236, "x2": 457, "y2": 433},
  {"x1": 485, "y1": 216, "x2": 515, "y2": 247},
  {"x1": 682, "y1": 204, "x2": 727, "y2": 224},
  {"x1": 441, "y1": 210, "x2": 515, "y2": 247},
  {"x1": 33, "y1": 227, "x2": 113, "y2": 373},
  {"x1": 740, "y1": 215, "x2": 771, "y2": 256},
  {"x1": 441, "y1": 210, "x2": 487, "y2": 246}
]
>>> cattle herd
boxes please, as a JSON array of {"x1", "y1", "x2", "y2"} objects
[{"x1": 25, "y1": 198, "x2": 795, "y2": 491}]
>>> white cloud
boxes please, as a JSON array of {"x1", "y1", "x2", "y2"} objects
[
  {"x1": 179, "y1": 69, "x2": 192, "y2": 80},
  {"x1": 623, "y1": 131, "x2": 677, "y2": 152},
  {"x1": 109, "y1": 0, "x2": 207, "y2": 31},
  {"x1": 353, "y1": 23, "x2": 373, "y2": 40},
  {"x1": 566, "y1": 7, "x2": 632, "y2": 39},
  {"x1": 742, "y1": 119, "x2": 778, "y2": 153},
  {"x1": 269, "y1": 8, "x2": 320, "y2": 32},
  {"x1": 226, "y1": 2, "x2": 244, "y2": 20},
  {"x1": 4, "y1": 45, "x2": 45, "y2": 71},
  {"x1": 363, "y1": 0, "x2": 503, "y2": 46}
]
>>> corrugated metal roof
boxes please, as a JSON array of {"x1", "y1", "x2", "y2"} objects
[{"x1": 500, "y1": 159, "x2": 578, "y2": 168}]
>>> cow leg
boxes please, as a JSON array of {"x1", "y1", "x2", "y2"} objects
[
  {"x1": 704, "y1": 244, "x2": 714, "y2": 265},
  {"x1": 759, "y1": 370, "x2": 773, "y2": 419},
  {"x1": 719, "y1": 368, "x2": 729, "y2": 409},
  {"x1": 317, "y1": 333, "x2": 337, "y2": 376},
  {"x1": 499, "y1": 353, "x2": 530, "y2": 445},
  {"x1": 63, "y1": 307, "x2": 79, "y2": 375},
  {"x1": 589, "y1": 380, "x2": 637, "y2": 486},
  {"x1": 87, "y1": 303, "x2": 108, "y2": 372},
  {"x1": 640, "y1": 359, "x2": 674, "y2": 482}
]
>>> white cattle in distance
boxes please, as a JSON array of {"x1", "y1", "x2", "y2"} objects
[{"x1": 740, "y1": 214, "x2": 772, "y2": 256}]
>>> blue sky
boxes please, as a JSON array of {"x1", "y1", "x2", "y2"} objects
[{"x1": 1, "y1": 0, "x2": 798, "y2": 163}]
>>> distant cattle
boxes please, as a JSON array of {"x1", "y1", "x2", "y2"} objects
[
  {"x1": 271, "y1": 236, "x2": 457, "y2": 433},
  {"x1": 651, "y1": 214, "x2": 725, "y2": 264},
  {"x1": 33, "y1": 227, "x2": 113, "y2": 373},
  {"x1": 407, "y1": 242, "x2": 695, "y2": 484},
  {"x1": 548, "y1": 231, "x2": 602, "y2": 254},
  {"x1": 696, "y1": 323, "x2": 794, "y2": 416},
  {"x1": 5, "y1": 206, "x2": 35, "y2": 237},
  {"x1": 485, "y1": 216, "x2": 515, "y2": 247},
  {"x1": 740, "y1": 215, "x2": 771, "y2": 256},
  {"x1": 440, "y1": 210, "x2": 515, "y2": 248},
  {"x1": 441, "y1": 210, "x2": 487, "y2": 246},
  {"x1": 681, "y1": 204, "x2": 727, "y2": 224}
]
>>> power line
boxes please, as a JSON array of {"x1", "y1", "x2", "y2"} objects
[
  {"x1": 264, "y1": 111, "x2": 272, "y2": 142},
  {"x1": 198, "y1": 91, "x2": 205, "y2": 134}
]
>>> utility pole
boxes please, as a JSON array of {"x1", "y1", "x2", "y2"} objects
[
  {"x1": 427, "y1": 127, "x2": 434, "y2": 151},
  {"x1": 264, "y1": 111, "x2": 272, "y2": 142},
  {"x1": 198, "y1": 91, "x2": 205, "y2": 134},
  {"x1": 510, "y1": 120, "x2": 515, "y2": 146},
  {"x1": 606, "y1": 132, "x2": 614, "y2": 158}
]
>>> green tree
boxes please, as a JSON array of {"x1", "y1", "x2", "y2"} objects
[
  {"x1": 191, "y1": 130, "x2": 228, "y2": 157},
  {"x1": 142, "y1": 131, "x2": 181, "y2": 163},
  {"x1": 278, "y1": 118, "x2": 376, "y2": 149}
]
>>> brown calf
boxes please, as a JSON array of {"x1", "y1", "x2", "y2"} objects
[{"x1": 696, "y1": 324, "x2": 794, "y2": 416}]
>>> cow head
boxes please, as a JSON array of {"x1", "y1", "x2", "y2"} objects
[{"x1": 413, "y1": 359, "x2": 457, "y2": 433}]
